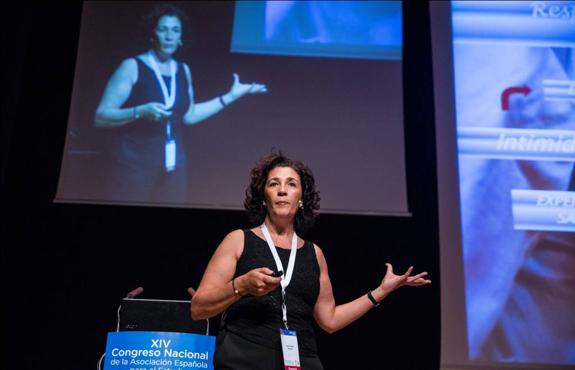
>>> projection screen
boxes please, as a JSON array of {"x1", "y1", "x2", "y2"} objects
[
  {"x1": 55, "y1": 1, "x2": 409, "y2": 216},
  {"x1": 432, "y1": 1, "x2": 575, "y2": 369}
]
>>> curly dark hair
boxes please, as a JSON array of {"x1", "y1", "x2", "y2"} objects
[
  {"x1": 141, "y1": 3, "x2": 190, "y2": 45},
  {"x1": 245, "y1": 151, "x2": 321, "y2": 234}
]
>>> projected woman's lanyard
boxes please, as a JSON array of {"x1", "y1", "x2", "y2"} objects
[
  {"x1": 260, "y1": 223, "x2": 301, "y2": 367},
  {"x1": 148, "y1": 52, "x2": 177, "y2": 172}
]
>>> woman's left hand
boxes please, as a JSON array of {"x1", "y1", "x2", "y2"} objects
[
  {"x1": 228, "y1": 73, "x2": 267, "y2": 100},
  {"x1": 379, "y1": 263, "x2": 431, "y2": 293}
]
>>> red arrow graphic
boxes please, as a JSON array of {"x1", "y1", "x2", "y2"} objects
[{"x1": 501, "y1": 85, "x2": 531, "y2": 110}]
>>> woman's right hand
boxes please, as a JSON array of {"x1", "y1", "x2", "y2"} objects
[
  {"x1": 138, "y1": 102, "x2": 173, "y2": 121},
  {"x1": 236, "y1": 267, "x2": 282, "y2": 297}
]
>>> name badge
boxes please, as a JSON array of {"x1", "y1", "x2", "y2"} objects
[
  {"x1": 165, "y1": 139, "x2": 176, "y2": 172},
  {"x1": 280, "y1": 328, "x2": 300, "y2": 370}
]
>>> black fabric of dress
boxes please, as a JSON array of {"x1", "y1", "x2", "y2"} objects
[
  {"x1": 107, "y1": 57, "x2": 191, "y2": 204},
  {"x1": 215, "y1": 229, "x2": 321, "y2": 368},
  {"x1": 214, "y1": 330, "x2": 324, "y2": 370}
]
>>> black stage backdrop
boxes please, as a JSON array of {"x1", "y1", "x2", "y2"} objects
[{"x1": 1, "y1": 2, "x2": 439, "y2": 369}]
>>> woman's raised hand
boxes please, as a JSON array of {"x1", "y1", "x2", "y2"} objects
[
  {"x1": 379, "y1": 263, "x2": 431, "y2": 293},
  {"x1": 237, "y1": 267, "x2": 282, "y2": 297},
  {"x1": 228, "y1": 73, "x2": 268, "y2": 100},
  {"x1": 138, "y1": 102, "x2": 173, "y2": 121}
]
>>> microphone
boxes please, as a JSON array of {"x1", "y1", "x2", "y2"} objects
[
  {"x1": 187, "y1": 287, "x2": 196, "y2": 298},
  {"x1": 126, "y1": 287, "x2": 144, "y2": 298}
]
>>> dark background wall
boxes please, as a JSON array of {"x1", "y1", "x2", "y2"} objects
[{"x1": 2, "y1": 2, "x2": 439, "y2": 369}]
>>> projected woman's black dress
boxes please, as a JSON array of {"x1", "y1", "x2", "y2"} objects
[{"x1": 108, "y1": 58, "x2": 190, "y2": 204}]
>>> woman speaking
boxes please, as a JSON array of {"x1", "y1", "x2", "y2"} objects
[
  {"x1": 94, "y1": 3, "x2": 266, "y2": 203},
  {"x1": 191, "y1": 152, "x2": 431, "y2": 369}
]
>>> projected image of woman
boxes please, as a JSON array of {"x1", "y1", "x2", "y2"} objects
[
  {"x1": 94, "y1": 4, "x2": 266, "y2": 203},
  {"x1": 191, "y1": 152, "x2": 431, "y2": 370}
]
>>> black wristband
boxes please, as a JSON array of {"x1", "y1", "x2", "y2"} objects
[
  {"x1": 367, "y1": 290, "x2": 380, "y2": 307},
  {"x1": 219, "y1": 95, "x2": 227, "y2": 108}
]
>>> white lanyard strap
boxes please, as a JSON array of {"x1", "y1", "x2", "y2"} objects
[
  {"x1": 147, "y1": 51, "x2": 176, "y2": 109},
  {"x1": 260, "y1": 223, "x2": 298, "y2": 329}
]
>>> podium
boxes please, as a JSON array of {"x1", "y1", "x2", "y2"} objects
[
  {"x1": 99, "y1": 292, "x2": 215, "y2": 370},
  {"x1": 119, "y1": 297, "x2": 208, "y2": 334}
]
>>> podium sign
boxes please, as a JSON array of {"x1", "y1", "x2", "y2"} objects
[{"x1": 104, "y1": 331, "x2": 215, "y2": 370}]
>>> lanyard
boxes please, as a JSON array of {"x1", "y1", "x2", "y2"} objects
[
  {"x1": 147, "y1": 51, "x2": 176, "y2": 110},
  {"x1": 148, "y1": 51, "x2": 177, "y2": 172},
  {"x1": 260, "y1": 223, "x2": 298, "y2": 329}
]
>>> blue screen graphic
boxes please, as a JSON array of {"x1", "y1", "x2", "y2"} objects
[
  {"x1": 231, "y1": 1, "x2": 402, "y2": 60},
  {"x1": 452, "y1": 0, "x2": 575, "y2": 365}
]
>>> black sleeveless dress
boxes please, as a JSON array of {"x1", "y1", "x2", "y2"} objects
[
  {"x1": 107, "y1": 57, "x2": 191, "y2": 204},
  {"x1": 214, "y1": 230, "x2": 323, "y2": 370}
]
